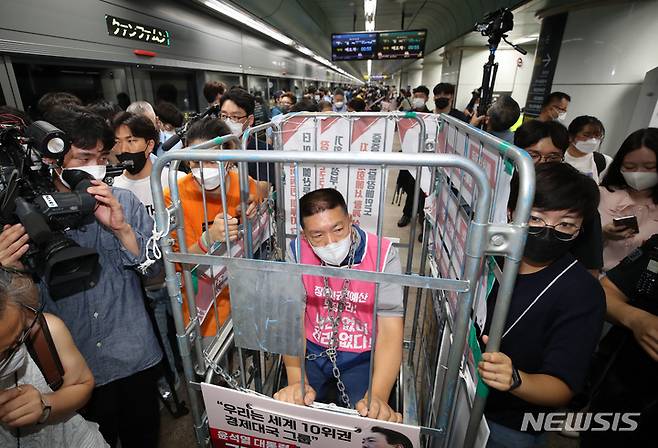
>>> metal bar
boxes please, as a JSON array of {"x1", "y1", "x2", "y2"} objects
[
  {"x1": 165, "y1": 254, "x2": 470, "y2": 291},
  {"x1": 462, "y1": 144, "x2": 535, "y2": 448},
  {"x1": 293, "y1": 161, "x2": 306, "y2": 402}
]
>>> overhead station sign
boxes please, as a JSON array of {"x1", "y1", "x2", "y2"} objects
[
  {"x1": 332, "y1": 29, "x2": 427, "y2": 61},
  {"x1": 105, "y1": 15, "x2": 171, "y2": 46},
  {"x1": 331, "y1": 32, "x2": 377, "y2": 61}
]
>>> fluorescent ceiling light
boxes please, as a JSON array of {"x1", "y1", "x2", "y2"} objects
[
  {"x1": 364, "y1": 0, "x2": 377, "y2": 19},
  {"x1": 200, "y1": 0, "x2": 364, "y2": 82},
  {"x1": 367, "y1": 60, "x2": 372, "y2": 78}
]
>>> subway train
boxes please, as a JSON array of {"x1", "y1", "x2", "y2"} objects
[{"x1": 0, "y1": 1, "x2": 657, "y2": 448}]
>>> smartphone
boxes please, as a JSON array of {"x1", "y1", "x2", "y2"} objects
[{"x1": 613, "y1": 215, "x2": 639, "y2": 234}]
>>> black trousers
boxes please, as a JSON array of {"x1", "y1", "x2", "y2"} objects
[
  {"x1": 396, "y1": 170, "x2": 425, "y2": 219},
  {"x1": 82, "y1": 364, "x2": 161, "y2": 448}
]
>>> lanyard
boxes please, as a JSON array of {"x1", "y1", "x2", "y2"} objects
[{"x1": 502, "y1": 259, "x2": 578, "y2": 340}]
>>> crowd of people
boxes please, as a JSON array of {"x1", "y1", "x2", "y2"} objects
[{"x1": 0, "y1": 76, "x2": 655, "y2": 448}]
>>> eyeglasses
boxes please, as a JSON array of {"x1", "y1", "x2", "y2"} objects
[
  {"x1": 0, "y1": 303, "x2": 42, "y2": 371},
  {"x1": 528, "y1": 216, "x2": 581, "y2": 241},
  {"x1": 219, "y1": 113, "x2": 247, "y2": 122},
  {"x1": 527, "y1": 151, "x2": 563, "y2": 164}
]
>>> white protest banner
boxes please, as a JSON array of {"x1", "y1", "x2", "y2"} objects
[
  {"x1": 397, "y1": 113, "x2": 440, "y2": 193},
  {"x1": 202, "y1": 384, "x2": 421, "y2": 448},
  {"x1": 347, "y1": 117, "x2": 395, "y2": 231}
]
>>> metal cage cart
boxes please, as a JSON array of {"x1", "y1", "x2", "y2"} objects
[{"x1": 150, "y1": 112, "x2": 534, "y2": 448}]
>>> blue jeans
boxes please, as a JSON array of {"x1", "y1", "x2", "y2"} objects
[
  {"x1": 305, "y1": 341, "x2": 371, "y2": 408},
  {"x1": 486, "y1": 421, "x2": 547, "y2": 448}
]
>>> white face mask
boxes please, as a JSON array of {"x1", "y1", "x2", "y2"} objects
[
  {"x1": 59, "y1": 165, "x2": 107, "y2": 188},
  {"x1": 412, "y1": 98, "x2": 427, "y2": 110},
  {"x1": 334, "y1": 101, "x2": 344, "y2": 109},
  {"x1": 0, "y1": 344, "x2": 28, "y2": 379},
  {"x1": 310, "y1": 234, "x2": 352, "y2": 266},
  {"x1": 557, "y1": 112, "x2": 567, "y2": 122},
  {"x1": 224, "y1": 119, "x2": 245, "y2": 137},
  {"x1": 622, "y1": 171, "x2": 658, "y2": 191},
  {"x1": 574, "y1": 138, "x2": 601, "y2": 154},
  {"x1": 191, "y1": 166, "x2": 221, "y2": 191}
]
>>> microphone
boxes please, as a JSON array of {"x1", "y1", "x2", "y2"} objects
[
  {"x1": 161, "y1": 133, "x2": 182, "y2": 152},
  {"x1": 160, "y1": 104, "x2": 222, "y2": 152}
]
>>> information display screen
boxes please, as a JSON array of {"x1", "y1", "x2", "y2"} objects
[
  {"x1": 331, "y1": 29, "x2": 426, "y2": 61},
  {"x1": 377, "y1": 30, "x2": 426, "y2": 59},
  {"x1": 105, "y1": 15, "x2": 171, "y2": 46},
  {"x1": 331, "y1": 33, "x2": 377, "y2": 61}
]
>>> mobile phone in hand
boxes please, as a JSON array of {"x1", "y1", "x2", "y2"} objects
[{"x1": 613, "y1": 215, "x2": 639, "y2": 234}]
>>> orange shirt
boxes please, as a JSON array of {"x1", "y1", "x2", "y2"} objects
[{"x1": 164, "y1": 170, "x2": 258, "y2": 337}]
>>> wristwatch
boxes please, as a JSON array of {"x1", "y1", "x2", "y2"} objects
[
  {"x1": 37, "y1": 395, "x2": 52, "y2": 424},
  {"x1": 509, "y1": 366, "x2": 522, "y2": 392}
]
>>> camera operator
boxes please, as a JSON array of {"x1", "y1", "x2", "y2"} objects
[
  {"x1": 0, "y1": 107, "x2": 163, "y2": 447},
  {"x1": 469, "y1": 95, "x2": 521, "y2": 144},
  {"x1": 580, "y1": 234, "x2": 658, "y2": 446}
]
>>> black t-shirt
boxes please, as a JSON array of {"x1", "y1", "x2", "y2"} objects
[
  {"x1": 482, "y1": 253, "x2": 606, "y2": 432},
  {"x1": 606, "y1": 234, "x2": 658, "y2": 314},
  {"x1": 569, "y1": 212, "x2": 604, "y2": 270},
  {"x1": 448, "y1": 108, "x2": 469, "y2": 123}
]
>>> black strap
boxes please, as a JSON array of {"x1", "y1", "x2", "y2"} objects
[{"x1": 593, "y1": 152, "x2": 606, "y2": 175}]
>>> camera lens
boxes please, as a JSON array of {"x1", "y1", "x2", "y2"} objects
[{"x1": 47, "y1": 137, "x2": 66, "y2": 154}]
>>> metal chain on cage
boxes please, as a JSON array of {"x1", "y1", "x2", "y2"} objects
[
  {"x1": 305, "y1": 229, "x2": 358, "y2": 408},
  {"x1": 266, "y1": 193, "x2": 283, "y2": 261},
  {"x1": 203, "y1": 352, "x2": 247, "y2": 392}
]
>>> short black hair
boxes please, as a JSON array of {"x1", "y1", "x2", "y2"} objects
[
  {"x1": 333, "y1": 88, "x2": 344, "y2": 96},
  {"x1": 487, "y1": 95, "x2": 520, "y2": 132},
  {"x1": 112, "y1": 111, "x2": 159, "y2": 146},
  {"x1": 541, "y1": 91, "x2": 571, "y2": 108},
  {"x1": 299, "y1": 188, "x2": 348, "y2": 228},
  {"x1": 318, "y1": 100, "x2": 332, "y2": 111},
  {"x1": 203, "y1": 80, "x2": 226, "y2": 103},
  {"x1": 567, "y1": 115, "x2": 605, "y2": 139},
  {"x1": 370, "y1": 427, "x2": 413, "y2": 448},
  {"x1": 47, "y1": 106, "x2": 114, "y2": 153},
  {"x1": 433, "y1": 83, "x2": 455, "y2": 96},
  {"x1": 220, "y1": 87, "x2": 255, "y2": 117},
  {"x1": 37, "y1": 92, "x2": 82, "y2": 117},
  {"x1": 186, "y1": 116, "x2": 233, "y2": 145},
  {"x1": 514, "y1": 120, "x2": 570, "y2": 153},
  {"x1": 155, "y1": 101, "x2": 183, "y2": 128},
  {"x1": 509, "y1": 162, "x2": 600, "y2": 223},
  {"x1": 413, "y1": 85, "x2": 430, "y2": 97},
  {"x1": 155, "y1": 83, "x2": 178, "y2": 105},
  {"x1": 88, "y1": 100, "x2": 122, "y2": 124},
  {"x1": 291, "y1": 98, "x2": 319, "y2": 112},
  {"x1": 601, "y1": 127, "x2": 658, "y2": 203},
  {"x1": 348, "y1": 98, "x2": 366, "y2": 112}
]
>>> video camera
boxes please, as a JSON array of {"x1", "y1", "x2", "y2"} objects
[{"x1": 0, "y1": 120, "x2": 125, "y2": 298}]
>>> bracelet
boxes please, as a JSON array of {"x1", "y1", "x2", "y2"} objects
[{"x1": 197, "y1": 233, "x2": 208, "y2": 252}]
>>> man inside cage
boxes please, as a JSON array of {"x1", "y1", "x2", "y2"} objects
[{"x1": 274, "y1": 188, "x2": 404, "y2": 422}]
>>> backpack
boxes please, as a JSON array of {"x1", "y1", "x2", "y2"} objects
[{"x1": 593, "y1": 152, "x2": 607, "y2": 176}]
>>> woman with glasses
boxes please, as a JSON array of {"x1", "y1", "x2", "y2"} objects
[
  {"x1": 478, "y1": 163, "x2": 606, "y2": 448},
  {"x1": 0, "y1": 271, "x2": 108, "y2": 447},
  {"x1": 514, "y1": 120, "x2": 605, "y2": 276}
]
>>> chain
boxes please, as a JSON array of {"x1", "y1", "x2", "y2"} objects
[
  {"x1": 203, "y1": 352, "x2": 247, "y2": 392},
  {"x1": 267, "y1": 194, "x2": 283, "y2": 261},
  {"x1": 305, "y1": 229, "x2": 357, "y2": 408}
]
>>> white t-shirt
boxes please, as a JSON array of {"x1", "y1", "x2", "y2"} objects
[
  {"x1": 564, "y1": 151, "x2": 613, "y2": 184},
  {"x1": 112, "y1": 167, "x2": 170, "y2": 217}
]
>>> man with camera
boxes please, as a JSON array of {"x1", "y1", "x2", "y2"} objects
[{"x1": 0, "y1": 108, "x2": 162, "y2": 448}]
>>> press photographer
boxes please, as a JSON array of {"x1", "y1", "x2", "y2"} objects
[{"x1": 0, "y1": 106, "x2": 163, "y2": 448}]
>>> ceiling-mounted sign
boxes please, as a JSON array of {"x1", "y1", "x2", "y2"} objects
[
  {"x1": 524, "y1": 13, "x2": 567, "y2": 117},
  {"x1": 331, "y1": 29, "x2": 426, "y2": 61},
  {"x1": 105, "y1": 15, "x2": 171, "y2": 47}
]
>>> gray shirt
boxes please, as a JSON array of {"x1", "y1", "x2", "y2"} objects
[
  {"x1": 41, "y1": 188, "x2": 162, "y2": 386},
  {"x1": 288, "y1": 226, "x2": 404, "y2": 317}
]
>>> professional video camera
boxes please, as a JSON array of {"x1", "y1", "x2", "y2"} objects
[
  {"x1": 0, "y1": 120, "x2": 122, "y2": 298},
  {"x1": 161, "y1": 104, "x2": 221, "y2": 152},
  {"x1": 474, "y1": 8, "x2": 527, "y2": 118}
]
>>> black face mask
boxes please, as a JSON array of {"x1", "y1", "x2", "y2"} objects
[
  {"x1": 523, "y1": 226, "x2": 575, "y2": 264},
  {"x1": 435, "y1": 97, "x2": 450, "y2": 110},
  {"x1": 116, "y1": 150, "x2": 148, "y2": 175}
]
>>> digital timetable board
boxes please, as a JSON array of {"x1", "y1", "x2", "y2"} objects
[
  {"x1": 331, "y1": 32, "x2": 377, "y2": 61},
  {"x1": 331, "y1": 29, "x2": 426, "y2": 61},
  {"x1": 377, "y1": 29, "x2": 426, "y2": 59}
]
